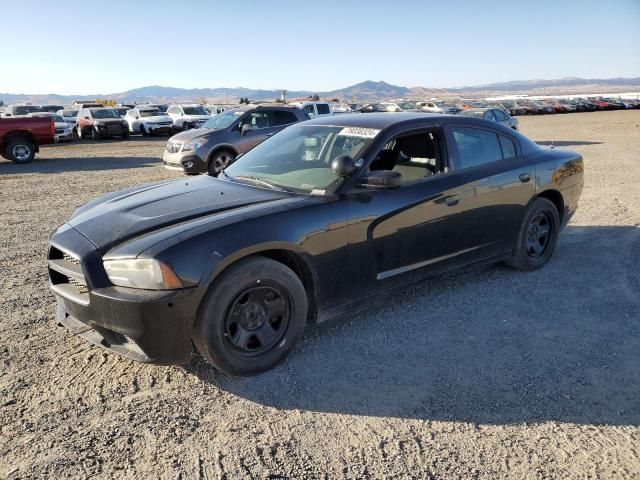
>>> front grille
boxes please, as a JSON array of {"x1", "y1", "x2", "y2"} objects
[
  {"x1": 156, "y1": 121, "x2": 172, "y2": 126},
  {"x1": 166, "y1": 142, "x2": 181, "y2": 153},
  {"x1": 48, "y1": 246, "x2": 90, "y2": 305},
  {"x1": 106, "y1": 125, "x2": 123, "y2": 133},
  {"x1": 55, "y1": 128, "x2": 65, "y2": 134}
]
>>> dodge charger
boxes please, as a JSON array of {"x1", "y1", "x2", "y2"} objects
[{"x1": 48, "y1": 113, "x2": 584, "y2": 375}]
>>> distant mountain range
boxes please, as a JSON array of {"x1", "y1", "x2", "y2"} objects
[{"x1": 2, "y1": 77, "x2": 639, "y2": 105}]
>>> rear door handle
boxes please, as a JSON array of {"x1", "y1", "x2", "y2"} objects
[
  {"x1": 444, "y1": 194, "x2": 460, "y2": 206},
  {"x1": 519, "y1": 173, "x2": 531, "y2": 183}
]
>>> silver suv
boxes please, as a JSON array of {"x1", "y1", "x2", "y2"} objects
[{"x1": 163, "y1": 105, "x2": 309, "y2": 175}]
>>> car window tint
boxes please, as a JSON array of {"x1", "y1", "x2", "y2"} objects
[
  {"x1": 271, "y1": 110, "x2": 298, "y2": 126},
  {"x1": 451, "y1": 127, "x2": 503, "y2": 169},
  {"x1": 242, "y1": 112, "x2": 270, "y2": 129},
  {"x1": 499, "y1": 135, "x2": 517, "y2": 159},
  {"x1": 316, "y1": 103, "x2": 330, "y2": 114},
  {"x1": 303, "y1": 105, "x2": 315, "y2": 115},
  {"x1": 495, "y1": 110, "x2": 509, "y2": 121},
  {"x1": 485, "y1": 110, "x2": 497, "y2": 121}
]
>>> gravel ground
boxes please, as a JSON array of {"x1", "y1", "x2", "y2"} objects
[{"x1": 1, "y1": 111, "x2": 639, "y2": 479}]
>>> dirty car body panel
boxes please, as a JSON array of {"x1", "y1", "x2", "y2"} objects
[{"x1": 48, "y1": 113, "x2": 583, "y2": 365}]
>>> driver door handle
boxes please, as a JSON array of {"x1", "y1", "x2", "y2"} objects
[{"x1": 444, "y1": 194, "x2": 460, "y2": 206}]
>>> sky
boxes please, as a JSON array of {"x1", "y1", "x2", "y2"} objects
[{"x1": 1, "y1": 0, "x2": 639, "y2": 95}]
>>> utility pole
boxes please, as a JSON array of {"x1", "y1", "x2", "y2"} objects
[{"x1": 281, "y1": 90, "x2": 288, "y2": 104}]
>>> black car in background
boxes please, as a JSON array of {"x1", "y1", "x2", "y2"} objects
[{"x1": 48, "y1": 113, "x2": 584, "y2": 375}]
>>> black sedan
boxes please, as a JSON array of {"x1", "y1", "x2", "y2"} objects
[{"x1": 48, "y1": 113, "x2": 584, "y2": 375}]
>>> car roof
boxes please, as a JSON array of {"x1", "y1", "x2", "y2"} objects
[
  {"x1": 302, "y1": 112, "x2": 443, "y2": 129},
  {"x1": 301, "y1": 111, "x2": 521, "y2": 132}
]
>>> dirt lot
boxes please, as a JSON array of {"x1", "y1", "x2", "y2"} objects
[{"x1": 1, "y1": 110, "x2": 639, "y2": 479}]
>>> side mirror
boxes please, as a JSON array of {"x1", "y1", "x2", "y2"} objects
[
  {"x1": 359, "y1": 170, "x2": 402, "y2": 189},
  {"x1": 331, "y1": 155, "x2": 356, "y2": 177},
  {"x1": 241, "y1": 124, "x2": 253, "y2": 136}
]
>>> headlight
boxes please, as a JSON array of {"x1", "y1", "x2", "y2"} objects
[
  {"x1": 103, "y1": 258, "x2": 183, "y2": 290},
  {"x1": 181, "y1": 139, "x2": 207, "y2": 151}
]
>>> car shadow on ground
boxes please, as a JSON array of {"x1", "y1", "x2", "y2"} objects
[
  {"x1": 187, "y1": 225, "x2": 640, "y2": 426},
  {"x1": 0, "y1": 155, "x2": 163, "y2": 175},
  {"x1": 535, "y1": 140, "x2": 604, "y2": 146}
]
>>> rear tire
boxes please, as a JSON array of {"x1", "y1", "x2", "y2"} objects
[
  {"x1": 91, "y1": 127, "x2": 100, "y2": 140},
  {"x1": 193, "y1": 256, "x2": 308, "y2": 376},
  {"x1": 5, "y1": 138, "x2": 36, "y2": 163},
  {"x1": 507, "y1": 197, "x2": 560, "y2": 270}
]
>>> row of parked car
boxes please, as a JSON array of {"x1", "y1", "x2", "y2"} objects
[
  {"x1": 494, "y1": 97, "x2": 640, "y2": 116},
  {"x1": 0, "y1": 102, "x2": 230, "y2": 142}
]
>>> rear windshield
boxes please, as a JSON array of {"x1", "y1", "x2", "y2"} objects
[
  {"x1": 61, "y1": 110, "x2": 79, "y2": 117},
  {"x1": 13, "y1": 106, "x2": 40, "y2": 115}
]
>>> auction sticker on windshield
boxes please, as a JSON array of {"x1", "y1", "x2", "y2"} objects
[{"x1": 338, "y1": 127, "x2": 380, "y2": 138}]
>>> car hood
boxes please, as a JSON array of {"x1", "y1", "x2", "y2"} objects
[
  {"x1": 68, "y1": 175, "x2": 290, "y2": 253},
  {"x1": 169, "y1": 127, "x2": 221, "y2": 142}
]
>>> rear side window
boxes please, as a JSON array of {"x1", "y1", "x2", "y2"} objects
[
  {"x1": 271, "y1": 110, "x2": 299, "y2": 126},
  {"x1": 494, "y1": 110, "x2": 509, "y2": 121},
  {"x1": 499, "y1": 135, "x2": 517, "y2": 159},
  {"x1": 316, "y1": 103, "x2": 330, "y2": 114},
  {"x1": 303, "y1": 105, "x2": 315, "y2": 115},
  {"x1": 451, "y1": 127, "x2": 503, "y2": 169}
]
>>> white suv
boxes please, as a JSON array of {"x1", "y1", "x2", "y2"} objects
[
  {"x1": 166, "y1": 104, "x2": 211, "y2": 130},
  {"x1": 291, "y1": 101, "x2": 332, "y2": 118},
  {"x1": 126, "y1": 107, "x2": 174, "y2": 136}
]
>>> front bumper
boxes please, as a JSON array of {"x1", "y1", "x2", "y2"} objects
[
  {"x1": 55, "y1": 131, "x2": 74, "y2": 142},
  {"x1": 162, "y1": 150, "x2": 207, "y2": 173},
  {"x1": 144, "y1": 123, "x2": 173, "y2": 135},
  {"x1": 48, "y1": 225, "x2": 196, "y2": 364}
]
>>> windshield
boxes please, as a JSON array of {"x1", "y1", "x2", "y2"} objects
[
  {"x1": 139, "y1": 109, "x2": 161, "y2": 117},
  {"x1": 183, "y1": 106, "x2": 209, "y2": 115},
  {"x1": 201, "y1": 110, "x2": 243, "y2": 130},
  {"x1": 91, "y1": 109, "x2": 121, "y2": 119},
  {"x1": 62, "y1": 110, "x2": 78, "y2": 117},
  {"x1": 114, "y1": 108, "x2": 128, "y2": 115},
  {"x1": 398, "y1": 102, "x2": 418, "y2": 109},
  {"x1": 224, "y1": 124, "x2": 379, "y2": 193},
  {"x1": 52, "y1": 115, "x2": 64, "y2": 122}
]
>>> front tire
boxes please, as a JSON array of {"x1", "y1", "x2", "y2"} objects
[
  {"x1": 208, "y1": 150, "x2": 236, "y2": 176},
  {"x1": 5, "y1": 138, "x2": 36, "y2": 163},
  {"x1": 507, "y1": 197, "x2": 560, "y2": 270},
  {"x1": 194, "y1": 257, "x2": 308, "y2": 376},
  {"x1": 91, "y1": 127, "x2": 100, "y2": 140}
]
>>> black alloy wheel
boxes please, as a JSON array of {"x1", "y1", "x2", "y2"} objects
[
  {"x1": 224, "y1": 284, "x2": 290, "y2": 355},
  {"x1": 526, "y1": 212, "x2": 552, "y2": 259},
  {"x1": 507, "y1": 197, "x2": 560, "y2": 271},
  {"x1": 194, "y1": 256, "x2": 308, "y2": 376}
]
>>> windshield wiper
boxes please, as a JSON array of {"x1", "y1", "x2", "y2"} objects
[{"x1": 231, "y1": 175, "x2": 291, "y2": 192}]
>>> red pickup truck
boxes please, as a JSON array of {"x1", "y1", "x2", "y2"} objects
[{"x1": 0, "y1": 117, "x2": 55, "y2": 163}]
